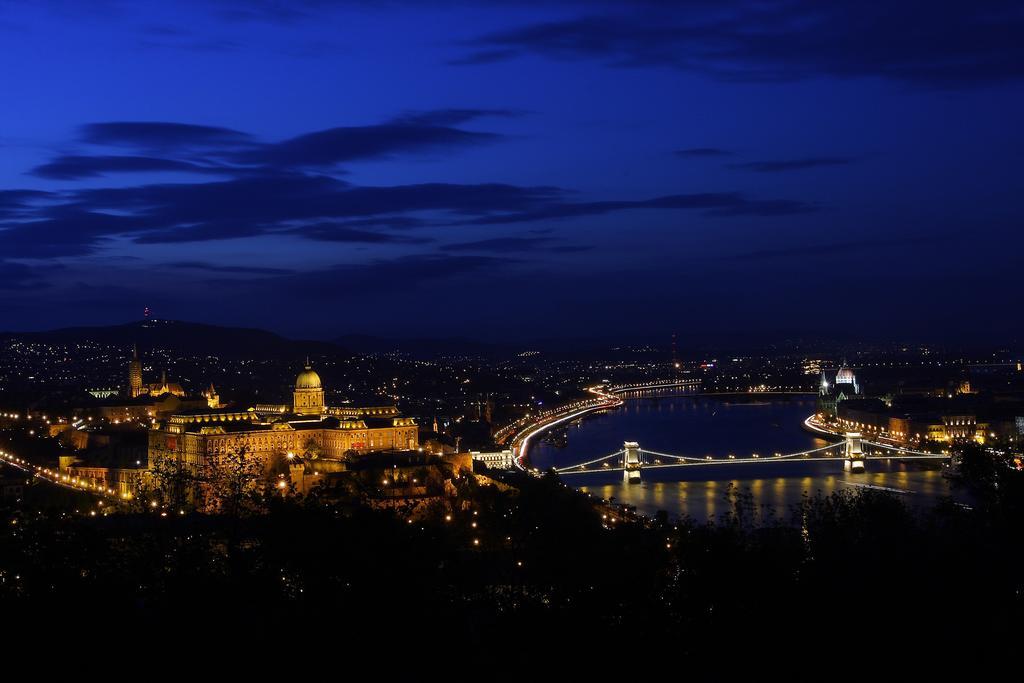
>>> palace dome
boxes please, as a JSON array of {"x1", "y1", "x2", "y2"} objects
[
  {"x1": 836, "y1": 366, "x2": 856, "y2": 384},
  {"x1": 295, "y1": 365, "x2": 322, "y2": 390}
]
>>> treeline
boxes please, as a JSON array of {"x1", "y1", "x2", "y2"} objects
[{"x1": 1, "y1": 447, "x2": 1022, "y2": 661}]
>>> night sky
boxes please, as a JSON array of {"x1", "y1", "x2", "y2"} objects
[{"x1": 1, "y1": 1, "x2": 1022, "y2": 343}]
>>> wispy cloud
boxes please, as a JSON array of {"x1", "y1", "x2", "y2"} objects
[
  {"x1": 2, "y1": 114, "x2": 815, "y2": 257},
  {"x1": 454, "y1": 1, "x2": 1024, "y2": 87},
  {"x1": 674, "y1": 147, "x2": 732, "y2": 158},
  {"x1": 729, "y1": 157, "x2": 854, "y2": 173}
]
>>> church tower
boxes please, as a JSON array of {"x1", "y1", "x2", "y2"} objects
[
  {"x1": 128, "y1": 345, "x2": 143, "y2": 398},
  {"x1": 293, "y1": 360, "x2": 325, "y2": 416},
  {"x1": 204, "y1": 382, "x2": 220, "y2": 409}
]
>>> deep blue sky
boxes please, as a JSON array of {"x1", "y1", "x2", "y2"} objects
[{"x1": 1, "y1": 1, "x2": 1022, "y2": 342}]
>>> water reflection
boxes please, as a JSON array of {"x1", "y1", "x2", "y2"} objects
[
  {"x1": 579, "y1": 465, "x2": 952, "y2": 521},
  {"x1": 527, "y1": 393, "x2": 959, "y2": 521}
]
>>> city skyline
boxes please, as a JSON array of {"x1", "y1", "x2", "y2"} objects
[
  {"x1": 5, "y1": 2, "x2": 1024, "y2": 659},
  {"x1": 1, "y1": 1, "x2": 1022, "y2": 342}
]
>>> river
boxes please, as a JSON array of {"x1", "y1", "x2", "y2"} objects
[{"x1": 526, "y1": 390, "x2": 962, "y2": 521}]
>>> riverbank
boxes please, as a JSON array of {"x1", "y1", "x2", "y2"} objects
[
  {"x1": 527, "y1": 393, "x2": 960, "y2": 520},
  {"x1": 506, "y1": 380, "x2": 705, "y2": 469},
  {"x1": 511, "y1": 386, "x2": 816, "y2": 467}
]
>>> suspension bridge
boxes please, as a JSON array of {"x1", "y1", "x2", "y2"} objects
[{"x1": 552, "y1": 432, "x2": 950, "y2": 482}]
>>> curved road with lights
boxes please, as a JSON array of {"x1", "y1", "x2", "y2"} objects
[{"x1": 508, "y1": 380, "x2": 703, "y2": 471}]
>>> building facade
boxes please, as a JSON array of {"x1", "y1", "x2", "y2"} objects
[
  {"x1": 817, "y1": 363, "x2": 861, "y2": 418},
  {"x1": 470, "y1": 449, "x2": 516, "y2": 469},
  {"x1": 292, "y1": 361, "x2": 325, "y2": 416},
  {"x1": 147, "y1": 364, "x2": 418, "y2": 472},
  {"x1": 128, "y1": 347, "x2": 186, "y2": 399}
]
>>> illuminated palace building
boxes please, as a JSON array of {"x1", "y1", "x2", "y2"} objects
[{"x1": 148, "y1": 362, "x2": 418, "y2": 471}]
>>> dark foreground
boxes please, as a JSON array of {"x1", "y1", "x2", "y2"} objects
[{"x1": 2, "y1": 448, "x2": 1022, "y2": 664}]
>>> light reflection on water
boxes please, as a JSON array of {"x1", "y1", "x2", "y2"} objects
[
  {"x1": 578, "y1": 466, "x2": 952, "y2": 521},
  {"x1": 527, "y1": 392, "x2": 959, "y2": 521}
]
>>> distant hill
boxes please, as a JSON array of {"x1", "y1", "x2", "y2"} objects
[
  {"x1": 1, "y1": 320, "x2": 927, "y2": 361},
  {"x1": 1, "y1": 319, "x2": 346, "y2": 359},
  {"x1": 333, "y1": 334, "x2": 661, "y2": 358},
  {"x1": 334, "y1": 334, "x2": 513, "y2": 358}
]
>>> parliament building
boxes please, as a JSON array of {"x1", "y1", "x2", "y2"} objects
[{"x1": 147, "y1": 362, "x2": 418, "y2": 472}]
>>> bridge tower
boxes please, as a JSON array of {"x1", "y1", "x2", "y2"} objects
[
  {"x1": 844, "y1": 432, "x2": 865, "y2": 472},
  {"x1": 623, "y1": 441, "x2": 642, "y2": 483}
]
